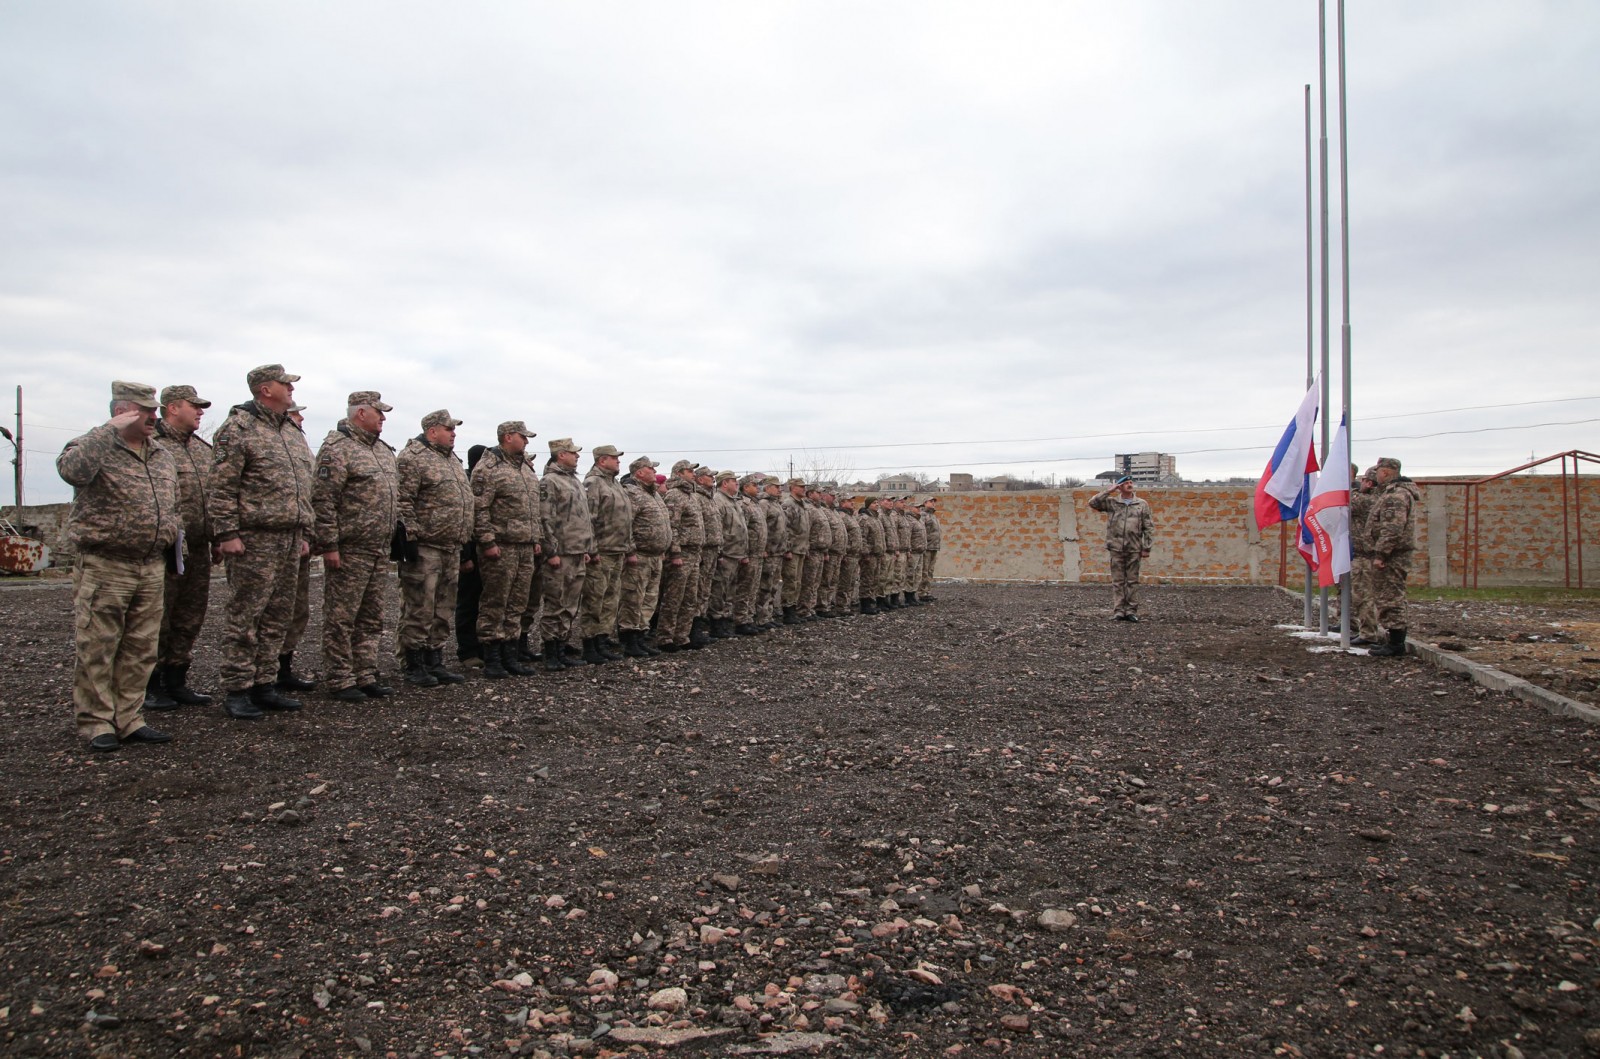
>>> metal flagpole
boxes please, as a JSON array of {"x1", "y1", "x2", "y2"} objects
[
  {"x1": 1303, "y1": 83, "x2": 1316, "y2": 631},
  {"x1": 1337, "y1": 0, "x2": 1354, "y2": 649},
  {"x1": 1315, "y1": 0, "x2": 1333, "y2": 636}
]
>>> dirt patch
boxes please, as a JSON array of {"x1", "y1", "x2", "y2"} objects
[
  {"x1": 3, "y1": 580, "x2": 1600, "y2": 1057},
  {"x1": 1410, "y1": 596, "x2": 1600, "y2": 707}
]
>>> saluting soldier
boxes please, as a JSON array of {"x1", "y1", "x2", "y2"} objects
[
  {"x1": 148, "y1": 383, "x2": 217, "y2": 710},
  {"x1": 580, "y1": 444, "x2": 632, "y2": 663},
  {"x1": 313, "y1": 391, "x2": 399, "y2": 701},
  {"x1": 619, "y1": 456, "x2": 670, "y2": 657},
  {"x1": 471, "y1": 421, "x2": 541, "y2": 679},
  {"x1": 57, "y1": 381, "x2": 181, "y2": 751},
  {"x1": 539, "y1": 438, "x2": 595, "y2": 669},
  {"x1": 395, "y1": 410, "x2": 473, "y2": 685},
  {"x1": 1088, "y1": 475, "x2": 1156, "y2": 622}
]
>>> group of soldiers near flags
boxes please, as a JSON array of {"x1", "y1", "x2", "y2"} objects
[{"x1": 56, "y1": 368, "x2": 941, "y2": 752}]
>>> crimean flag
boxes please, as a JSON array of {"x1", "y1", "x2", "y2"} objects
[{"x1": 1302, "y1": 416, "x2": 1352, "y2": 587}]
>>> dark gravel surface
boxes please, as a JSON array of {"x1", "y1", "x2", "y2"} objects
[
  {"x1": 3, "y1": 579, "x2": 1600, "y2": 1058},
  {"x1": 1409, "y1": 596, "x2": 1600, "y2": 708}
]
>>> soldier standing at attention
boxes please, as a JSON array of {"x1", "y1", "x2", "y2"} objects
[
  {"x1": 580, "y1": 444, "x2": 632, "y2": 664},
  {"x1": 881, "y1": 496, "x2": 906, "y2": 610},
  {"x1": 539, "y1": 438, "x2": 595, "y2": 669},
  {"x1": 657, "y1": 460, "x2": 706, "y2": 651},
  {"x1": 210, "y1": 364, "x2": 315, "y2": 720},
  {"x1": 919, "y1": 498, "x2": 942, "y2": 602},
  {"x1": 471, "y1": 421, "x2": 541, "y2": 680},
  {"x1": 1088, "y1": 474, "x2": 1155, "y2": 622},
  {"x1": 820, "y1": 490, "x2": 846, "y2": 617},
  {"x1": 147, "y1": 384, "x2": 217, "y2": 711},
  {"x1": 735, "y1": 473, "x2": 768, "y2": 635},
  {"x1": 858, "y1": 497, "x2": 885, "y2": 614},
  {"x1": 800, "y1": 485, "x2": 831, "y2": 620},
  {"x1": 395, "y1": 410, "x2": 473, "y2": 685},
  {"x1": 1347, "y1": 467, "x2": 1381, "y2": 646},
  {"x1": 905, "y1": 499, "x2": 928, "y2": 606},
  {"x1": 313, "y1": 392, "x2": 399, "y2": 702},
  {"x1": 707, "y1": 469, "x2": 750, "y2": 639},
  {"x1": 758, "y1": 476, "x2": 786, "y2": 628},
  {"x1": 780, "y1": 478, "x2": 810, "y2": 625},
  {"x1": 1365, "y1": 456, "x2": 1420, "y2": 658},
  {"x1": 836, "y1": 495, "x2": 864, "y2": 616},
  {"x1": 691, "y1": 465, "x2": 722, "y2": 646},
  {"x1": 619, "y1": 456, "x2": 670, "y2": 657},
  {"x1": 57, "y1": 381, "x2": 180, "y2": 751},
  {"x1": 275, "y1": 402, "x2": 318, "y2": 696}
]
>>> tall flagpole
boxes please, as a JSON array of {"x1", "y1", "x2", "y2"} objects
[
  {"x1": 1336, "y1": 0, "x2": 1354, "y2": 649},
  {"x1": 1303, "y1": 83, "x2": 1316, "y2": 631}
]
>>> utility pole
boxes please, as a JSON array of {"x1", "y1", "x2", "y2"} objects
[{"x1": 0, "y1": 385, "x2": 20, "y2": 509}]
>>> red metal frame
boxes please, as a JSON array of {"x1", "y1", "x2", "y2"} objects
[{"x1": 1431, "y1": 450, "x2": 1598, "y2": 589}]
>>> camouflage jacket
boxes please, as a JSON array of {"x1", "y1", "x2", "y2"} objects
[
  {"x1": 842, "y1": 510, "x2": 865, "y2": 557},
  {"x1": 883, "y1": 510, "x2": 906, "y2": 552},
  {"x1": 761, "y1": 494, "x2": 785, "y2": 556},
  {"x1": 696, "y1": 484, "x2": 723, "y2": 549},
  {"x1": 712, "y1": 489, "x2": 748, "y2": 558},
  {"x1": 923, "y1": 512, "x2": 943, "y2": 551},
  {"x1": 1089, "y1": 490, "x2": 1155, "y2": 552},
  {"x1": 313, "y1": 420, "x2": 398, "y2": 553},
  {"x1": 807, "y1": 500, "x2": 833, "y2": 552},
  {"x1": 584, "y1": 464, "x2": 633, "y2": 555},
  {"x1": 471, "y1": 446, "x2": 541, "y2": 546},
  {"x1": 155, "y1": 417, "x2": 213, "y2": 544},
  {"x1": 209, "y1": 401, "x2": 315, "y2": 541},
  {"x1": 860, "y1": 510, "x2": 886, "y2": 556},
  {"x1": 664, "y1": 478, "x2": 705, "y2": 554},
  {"x1": 1348, "y1": 484, "x2": 1377, "y2": 557},
  {"x1": 825, "y1": 507, "x2": 848, "y2": 555},
  {"x1": 57, "y1": 425, "x2": 180, "y2": 561},
  {"x1": 396, "y1": 436, "x2": 473, "y2": 548},
  {"x1": 623, "y1": 476, "x2": 672, "y2": 556},
  {"x1": 1366, "y1": 477, "x2": 1420, "y2": 559},
  {"x1": 742, "y1": 495, "x2": 769, "y2": 558},
  {"x1": 541, "y1": 462, "x2": 596, "y2": 556},
  {"x1": 781, "y1": 493, "x2": 811, "y2": 554},
  {"x1": 906, "y1": 511, "x2": 928, "y2": 552}
]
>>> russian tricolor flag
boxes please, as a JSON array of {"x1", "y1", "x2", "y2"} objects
[
  {"x1": 1254, "y1": 378, "x2": 1321, "y2": 532},
  {"x1": 1303, "y1": 416, "x2": 1352, "y2": 587}
]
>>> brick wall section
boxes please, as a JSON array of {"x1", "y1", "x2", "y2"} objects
[{"x1": 1428, "y1": 475, "x2": 1600, "y2": 587}]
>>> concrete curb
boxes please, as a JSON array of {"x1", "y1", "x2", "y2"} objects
[{"x1": 1273, "y1": 582, "x2": 1600, "y2": 725}]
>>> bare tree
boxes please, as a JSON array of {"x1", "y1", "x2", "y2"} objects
[{"x1": 790, "y1": 448, "x2": 856, "y2": 488}]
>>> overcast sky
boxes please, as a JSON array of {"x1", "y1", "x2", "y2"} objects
[{"x1": 3, "y1": 1, "x2": 1597, "y2": 506}]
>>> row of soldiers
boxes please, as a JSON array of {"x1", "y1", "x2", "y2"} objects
[{"x1": 56, "y1": 368, "x2": 941, "y2": 751}]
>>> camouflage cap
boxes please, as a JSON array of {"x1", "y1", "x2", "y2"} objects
[
  {"x1": 421, "y1": 409, "x2": 463, "y2": 429},
  {"x1": 786, "y1": 477, "x2": 806, "y2": 488},
  {"x1": 593, "y1": 444, "x2": 624, "y2": 458},
  {"x1": 694, "y1": 464, "x2": 715, "y2": 478},
  {"x1": 347, "y1": 390, "x2": 394, "y2": 412},
  {"x1": 548, "y1": 437, "x2": 582, "y2": 455},
  {"x1": 738, "y1": 473, "x2": 764, "y2": 488},
  {"x1": 671, "y1": 459, "x2": 697, "y2": 474},
  {"x1": 246, "y1": 363, "x2": 300, "y2": 389},
  {"x1": 497, "y1": 420, "x2": 533, "y2": 439},
  {"x1": 714, "y1": 469, "x2": 738, "y2": 483},
  {"x1": 762, "y1": 476, "x2": 782, "y2": 488},
  {"x1": 629, "y1": 455, "x2": 659, "y2": 472},
  {"x1": 159, "y1": 384, "x2": 211, "y2": 409},
  {"x1": 111, "y1": 380, "x2": 160, "y2": 410},
  {"x1": 1376, "y1": 456, "x2": 1402, "y2": 472}
]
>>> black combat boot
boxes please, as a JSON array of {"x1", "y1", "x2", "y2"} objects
[
  {"x1": 498, "y1": 640, "x2": 533, "y2": 676},
  {"x1": 620, "y1": 630, "x2": 648, "y2": 658},
  {"x1": 517, "y1": 631, "x2": 537, "y2": 663},
  {"x1": 542, "y1": 639, "x2": 567, "y2": 673},
  {"x1": 580, "y1": 637, "x2": 606, "y2": 665},
  {"x1": 1368, "y1": 628, "x2": 1408, "y2": 657},
  {"x1": 735, "y1": 622, "x2": 760, "y2": 636},
  {"x1": 711, "y1": 617, "x2": 735, "y2": 639},
  {"x1": 639, "y1": 630, "x2": 663, "y2": 656},
  {"x1": 690, "y1": 617, "x2": 712, "y2": 647},
  {"x1": 598, "y1": 634, "x2": 625, "y2": 661},
  {"x1": 145, "y1": 668, "x2": 178, "y2": 711},
  {"x1": 860, "y1": 597, "x2": 879, "y2": 615},
  {"x1": 782, "y1": 606, "x2": 800, "y2": 626},
  {"x1": 906, "y1": 591, "x2": 922, "y2": 606},
  {"x1": 482, "y1": 641, "x2": 509, "y2": 679},
  {"x1": 276, "y1": 653, "x2": 316, "y2": 691},
  {"x1": 164, "y1": 664, "x2": 213, "y2": 706},
  {"x1": 428, "y1": 647, "x2": 467, "y2": 684},
  {"x1": 250, "y1": 683, "x2": 303, "y2": 712},
  {"x1": 223, "y1": 688, "x2": 265, "y2": 720},
  {"x1": 404, "y1": 648, "x2": 441, "y2": 687}
]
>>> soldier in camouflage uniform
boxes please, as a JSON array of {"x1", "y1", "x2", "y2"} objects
[
  {"x1": 210, "y1": 364, "x2": 316, "y2": 720},
  {"x1": 919, "y1": 498, "x2": 942, "y2": 602},
  {"x1": 691, "y1": 465, "x2": 721, "y2": 645},
  {"x1": 735, "y1": 473, "x2": 768, "y2": 635},
  {"x1": 619, "y1": 456, "x2": 670, "y2": 657},
  {"x1": 148, "y1": 384, "x2": 217, "y2": 710},
  {"x1": 658, "y1": 460, "x2": 705, "y2": 650},
  {"x1": 580, "y1": 444, "x2": 632, "y2": 664},
  {"x1": 758, "y1": 476, "x2": 785, "y2": 627},
  {"x1": 836, "y1": 495, "x2": 864, "y2": 615},
  {"x1": 780, "y1": 478, "x2": 811, "y2": 624},
  {"x1": 540, "y1": 438, "x2": 595, "y2": 670},
  {"x1": 471, "y1": 421, "x2": 541, "y2": 679},
  {"x1": 800, "y1": 486, "x2": 831, "y2": 620},
  {"x1": 858, "y1": 497, "x2": 885, "y2": 613},
  {"x1": 706, "y1": 470, "x2": 750, "y2": 638},
  {"x1": 1347, "y1": 467, "x2": 1381, "y2": 645},
  {"x1": 1365, "y1": 456, "x2": 1420, "y2": 658},
  {"x1": 905, "y1": 500, "x2": 928, "y2": 606},
  {"x1": 275, "y1": 402, "x2": 317, "y2": 695},
  {"x1": 395, "y1": 410, "x2": 473, "y2": 685},
  {"x1": 881, "y1": 497, "x2": 907, "y2": 609},
  {"x1": 313, "y1": 392, "x2": 399, "y2": 701},
  {"x1": 58, "y1": 381, "x2": 180, "y2": 751},
  {"x1": 819, "y1": 490, "x2": 846, "y2": 617},
  {"x1": 1089, "y1": 475, "x2": 1156, "y2": 621}
]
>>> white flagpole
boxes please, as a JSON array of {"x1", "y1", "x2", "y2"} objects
[
  {"x1": 1336, "y1": 0, "x2": 1354, "y2": 649},
  {"x1": 1314, "y1": 0, "x2": 1333, "y2": 634},
  {"x1": 1303, "y1": 83, "x2": 1316, "y2": 631}
]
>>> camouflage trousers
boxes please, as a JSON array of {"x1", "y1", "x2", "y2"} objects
[
  {"x1": 709, "y1": 555, "x2": 751, "y2": 620},
  {"x1": 891, "y1": 552, "x2": 908, "y2": 594},
  {"x1": 581, "y1": 553, "x2": 625, "y2": 638},
  {"x1": 908, "y1": 553, "x2": 924, "y2": 595},
  {"x1": 861, "y1": 555, "x2": 883, "y2": 598},
  {"x1": 159, "y1": 544, "x2": 212, "y2": 666},
  {"x1": 658, "y1": 549, "x2": 701, "y2": 645},
  {"x1": 736, "y1": 556, "x2": 764, "y2": 624},
  {"x1": 220, "y1": 530, "x2": 305, "y2": 691},
  {"x1": 397, "y1": 543, "x2": 460, "y2": 651},
  {"x1": 619, "y1": 554, "x2": 664, "y2": 632},
  {"x1": 321, "y1": 548, "x2": 388, "y2": 689},
  {"x1": 281, "y1": 555, "x2": 311, "y2": 653},
  {"x1": 1374, "y1": 552, "x2": 1412, "y2": 632},
  {"x1": 782, "y1": 553, "x2": 806, "y2": 608},
  {"x1": 477, "y1": 541, "x2": 536, "y2": 643},
  {"x1": 799, "y1": 552, "x2": 825, "y2": 616},
  {"x1": 836, "y1": 555, "x2": 860, "y2": 610},
  {"x1": 1108, "y1": 548, "x2": 1142, "y2": 617},
  {"x1": 540, "y1": 555, "x2": 587, "y2": 644},
  {"x1": 1350, "y1": 555, "x2": 1379, "y2": 636},
  {"x1": 819, "y1": 552, "x2": 842, "y2": 611},
  {"x1": 695, "y1": 547, "x2": 718, "y2": 618},
  {"x1": 757, "y1": 554, "x2": 782, "y2": 623},
  {"x1": 920, "y1": 549, "x2": 938, "y2": 594},
  {"x1": 72, "y1": 552, "x2": 164, "y2": 740}
]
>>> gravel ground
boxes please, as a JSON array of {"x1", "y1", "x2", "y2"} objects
[
  {"x1": 3, "y1": 578, "x2": 1600, "y2": 1058},
  {"x1": 1409, "y1": 595, "x2": 1600, "y2": 709}
]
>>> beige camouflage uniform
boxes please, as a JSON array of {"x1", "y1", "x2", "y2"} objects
[
  {"x1": 154, "y1": 402, "x2": 213, "y2": 669},
  {"x1": 580, "y1": 448, "x2": 632, "y2": 641},
  {"x1": 736, "y1": 476, "x2": 768, "y2": 628},
  {"x1": 1088, "y1": 485, "x2": 1155, "y2": 618},
  {"x1": 758, "y1": 479, "x2": 785, "y2": 624},
  {"x1": 395, "y1": 412, "x2": 473, "y2": 655},
  {"x1": 1348, "y1": 473, "x2": 1380, "y2": 639},
  {"x1": 693, "y1": 469, "x2": 721, "y2": 622},
  {"x1": 659, "y1": 469, "x2": 706, "y2": 647},
  {"x1": 471, "y1": 433, "x2": 542, "y2": 646},
  {"x1": 780, "y1": 482, "x2": 811, "y2": 614},
  {"x1": 620, "y1": 460, "x2": 671, "y2": 635},
  {"x1": 708, "y1": 473, "x2": 750, "y2": 623},
  {"x1": 1366, "y1": 468, "x2": 1420, "y2": 635},
  {"x1": 539, "y1": 442, "x2": 595, "y2": 647},
  {"x1": 920, "y1": 505, "x2": 942, "y2": 595}
]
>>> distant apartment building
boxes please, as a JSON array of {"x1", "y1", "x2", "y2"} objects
[{"x1": 1108, "y1": 452, "x2": 1178, "y2": 484}]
